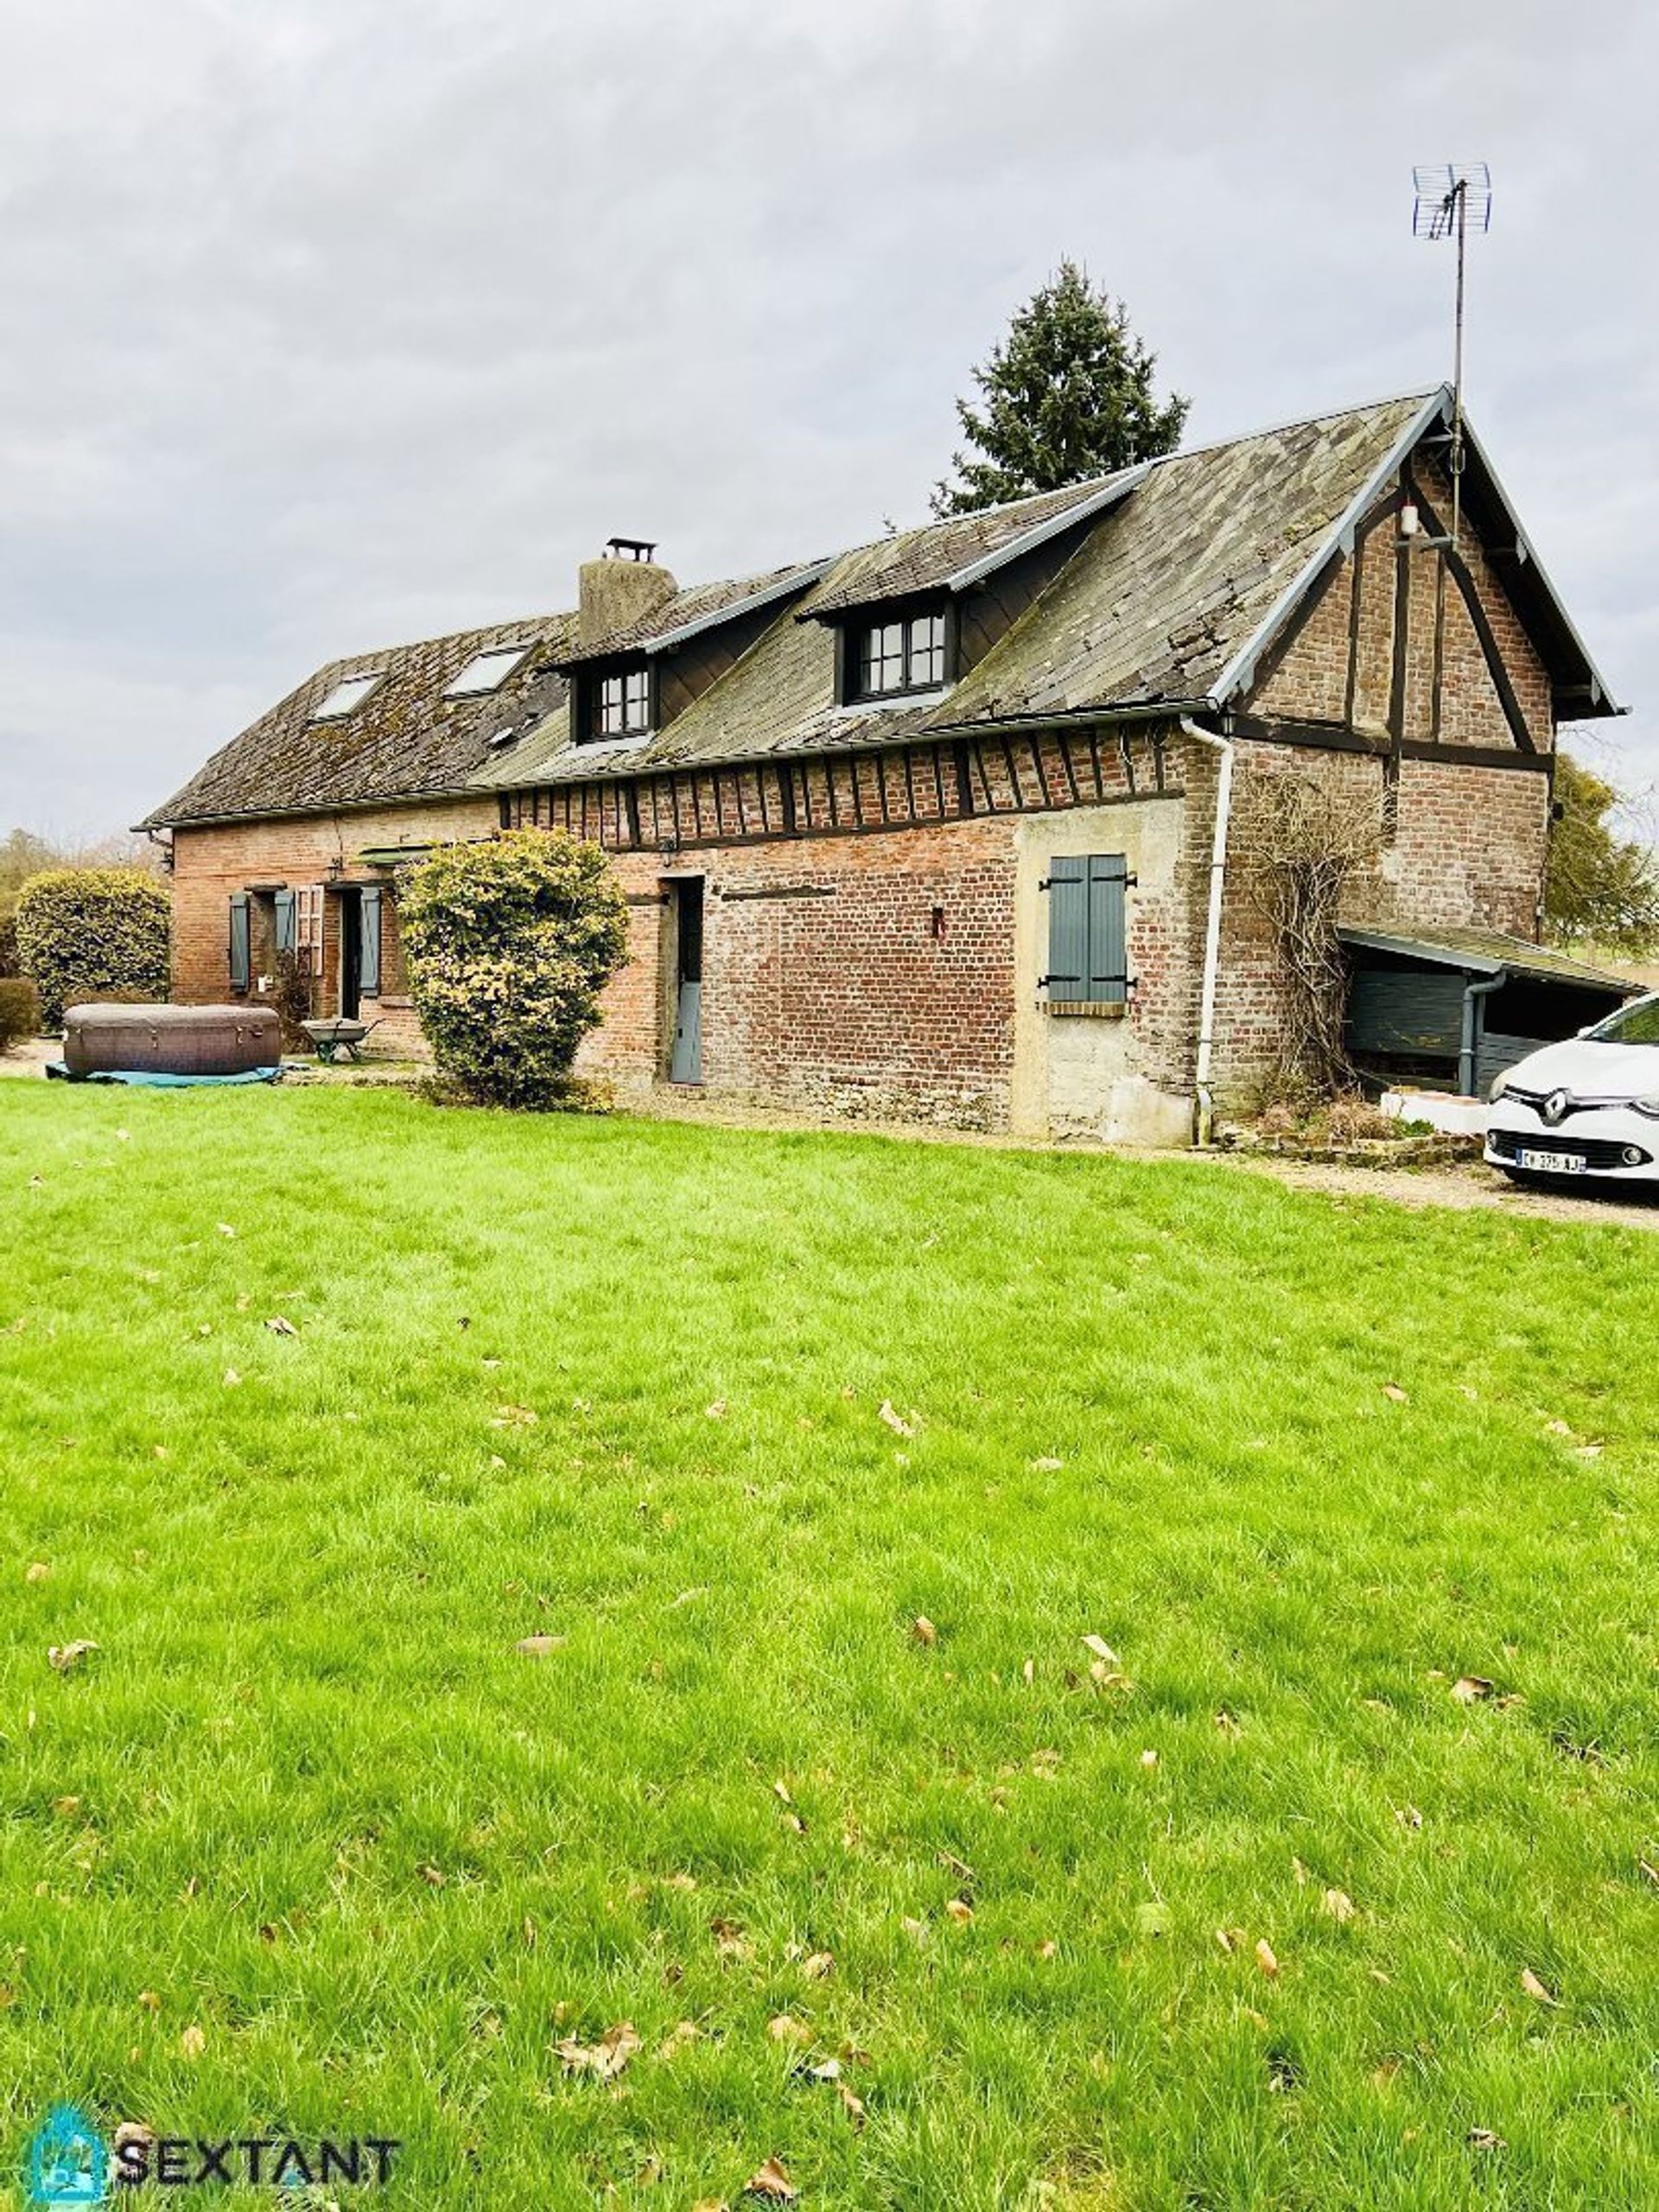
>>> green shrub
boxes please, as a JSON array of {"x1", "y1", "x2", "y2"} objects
[
  {"x1": 397, "y1": 831, "x2": 628, "y2": 1109},
  {"x1": 0, "y1": 977, "x2": 40, "y2": 1051},
  {"x1": 14, "y1": 868, "x2": 171, "y2": 1029}
]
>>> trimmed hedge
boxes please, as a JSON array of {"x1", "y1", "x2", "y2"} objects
[
  {"x1": 15, "y1": 868, "x2": 171, "y2": 1029},
  {"x1": 0, "y1": 977, "x2": 40, "y2": 1052},
  {"x1": 397, "y1": 831, "x2": 628, "y2": 1109}
]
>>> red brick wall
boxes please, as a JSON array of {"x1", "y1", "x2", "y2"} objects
[{"x1": 169, "y1": 801, "x2": 499, "y2": 1057}]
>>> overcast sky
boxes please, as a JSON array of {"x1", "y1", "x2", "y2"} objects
[{"x1": 1, "y1": 0, "x2": 1655, "y2": 837}]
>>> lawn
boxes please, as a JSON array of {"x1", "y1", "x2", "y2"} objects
[{"x1": 0, "y1": 1084, "x2": 1656, "y2": 2210}]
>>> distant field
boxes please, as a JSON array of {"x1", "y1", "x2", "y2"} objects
[{"x1": 1, "y1": 1084, "x2": 1655, "y2": 2209}]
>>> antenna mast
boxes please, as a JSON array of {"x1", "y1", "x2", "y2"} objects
[{"x1": 1412, "y1": 162, "x2": 1491, "y2": 548}]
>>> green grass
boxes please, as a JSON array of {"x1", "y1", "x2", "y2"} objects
[{"x1": 1, "y1": 1085, "x2": 1656, "y2": 2209}]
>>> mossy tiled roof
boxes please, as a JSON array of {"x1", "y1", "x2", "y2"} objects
[{"x1": 144, "y1": 392, "x2": 1446, "y2": 826}]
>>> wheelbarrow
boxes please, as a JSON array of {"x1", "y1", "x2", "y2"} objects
[{"x1": 300, "y1": 1017, "x2": 384, "y2": 1065}]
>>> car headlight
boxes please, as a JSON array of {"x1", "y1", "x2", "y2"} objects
[
  {"x1": 1630, "y1": 1096, "x2": 1659, "y2": 1119},
  {"x1": 1488, "y1": 1070, "x2": 1512, "y2": 1101}
]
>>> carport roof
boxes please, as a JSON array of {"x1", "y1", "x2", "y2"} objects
[{"x1": 1338, "y1": 924, "x2": 1634, "y2": 994}]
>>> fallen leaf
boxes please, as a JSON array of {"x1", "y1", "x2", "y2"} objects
[
  {"x1": 1036, "y1": 1938, "x2": 1058, "y2": 1959},
  {"x1": 801, "y1": 1951, "x2": 834, "y2": 1980},
  {"x1": 24, "y1": 1561, "x2": 49, "y2": 1583},
  {"x1": 766, "y1": 2013, "x2": 811, "y2": 2046},
  {"x1": 179, "y1": 2024, "x2": 206, "y2": 2059},
  {"x1": 53, "y1": 1796, "x2": 81, "y2": 1817},
  {"x1": 878, "y1": 1400, "x2": 917, "y2": 1438},
  {"x1": 1081, "y1": 1633, "x2": 1119, "y2": 1664},
  {"x1": 1320, "y1": 1888, "x2": 1357, "y2": 1924},
  {"x1": 1452, "y1": 1675, "x2": 1494, "y2": 1704},
  {"x1": 743, "y1": 2158, "x2": 798, "y2": 2202},
  {"x1": 1214, "y1": 1709, "x2": 1241, "y2": 1737},
  {"x1": 1468, "y1": 2128, "x2": 1506, "y2": 2152},
  {"x1": 1029, "y1": 1456, "x2": 1063, "y2": 1471},
  {"x1": 1395, "y1": 1803, "x2": 1424, "y2": 1829},
  {"x1": 1255, "y1": 1938, "x2": 1280, "y2": 1977},
  {"x1": 911, "y1": 1616, "x2": 938, "y2": 1646},
  {"x1": 556, "y1": 2021, "x2": 641, "y2": 2080},
  {"x1": 1382, "y1": 1382, "x2": 1409, "y2": 1403},
  {"x1": 417, "y1": 1863, "x2": 447, "y2": 1888},
  {"x1": 692, "y1": 2202, "x2": 729, "y2": 2212},
  {"x1": 48, "y1": 1641, "x2": 99, "y2": 1674},
  {"x1": 515, "y1": 1635, "x2": 568, "y2": 1656},
  {"x1": 264, "y1": 1315, "x2": 298, "y2": 1338},
  {"x1": 1214, "y1": 1927, "x2": 1243, "y2": 1955},
  {"x1": 215, "y1": 1223, "x2": 236, "y2": 1237},
  {"x1": 1020, "y1": 1657, "x2": 1034, "y2": 1685},
  {"x1": 1520, "y1": 1967, "x2": 1559, "y2": 2006},
  {"x1": 490, "y1": 1405, "x2": 538, "y2": 1430},
  {"x1": 836, "y1": 2080, "x2": 867, "y2": 2127},
  {"x1": 137, "y1": 1990, "x2": 161, "y2": 2012},
  {"x1": 711, "y1": 1917, "x2": 752, "y2": 1961},
  {"x1": 222, "y1": 1369, "x2": 241, "y2": 1388},
  {"x1": 944, "y1": 1897, "x2": 974, "y2": 1924},
  {"x1": 660, "y1": 2019, "x2": 702, "y2": 2057},
  {"x1": 1140, "y1": 1748, "x2": 1159, "y2": 1769},
  {"x1": 705, "y1": 1399, "x2": 728, "y2": 1421}
]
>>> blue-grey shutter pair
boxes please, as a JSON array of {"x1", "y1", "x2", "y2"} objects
[{"x1": 1046, "y1": 854, "x2": 1128, "y2": 1003}]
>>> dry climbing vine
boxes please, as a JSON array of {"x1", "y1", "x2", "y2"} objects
[{"x1": 1238, "y1": 770, "x2": 1382, "y2": 1101}]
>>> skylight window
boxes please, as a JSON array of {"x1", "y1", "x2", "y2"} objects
[
  {"x1": 446, "y1": 645, "x2": 532, "y2": 699},
  {"x1": 312, "y1": 673, "x2": 383, "y2": 721}
]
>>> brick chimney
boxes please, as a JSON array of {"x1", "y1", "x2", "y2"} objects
[{"x1": 578, "y1": 537, "x2": 676, "y2": 648}]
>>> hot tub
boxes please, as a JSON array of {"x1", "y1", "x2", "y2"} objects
[{"x1": 62, "y1": 1003, "x2": 281, "y2": 1078}]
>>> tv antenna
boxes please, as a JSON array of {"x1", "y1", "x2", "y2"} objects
[{"x1": 1412, "y1": 162, "x2": 1491, "y2": 547}]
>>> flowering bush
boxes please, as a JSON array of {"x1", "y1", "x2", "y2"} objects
[
  {"x1": 15, "y1": 868, "x2": 171, "y2": 1029},
  {"x1": 397, "y1": 831, "x2": 629, "y2": 1108}
]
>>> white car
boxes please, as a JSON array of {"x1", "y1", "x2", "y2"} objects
[{"x1": 1486, "y1": 991, "x2": 1659, "y2": 1185}]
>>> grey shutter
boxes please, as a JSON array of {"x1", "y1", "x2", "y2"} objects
[
  {"x1": 1087, "y1": 854, "x2": 1129, "y2": 1005},
  {"x1": 228, "y1": 893, "x2": 251, "y2": 992},
  {"x1": 1045, "y1": 857, "x2": 1088, "y2": 997},
  {"x1": 359, "y1": 887, "x2": 382, "y2": 996},
  {"x1": 273, "y1": 889, "x2": 296, "y2": 957}
]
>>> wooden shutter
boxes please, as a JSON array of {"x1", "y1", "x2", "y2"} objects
[
  {"x1": 228, "y1": 893, "x2": 251, "y2": 993},
  {"x1": 1087, "y1": 854, "x2": 1129, "y2": 1005},
  {"x1": 359, "y1": 887, "x2": 383, "y2": 996},
  {"x1": 273, "y1": 889, "x2": 296, "y2": 957},
  {"x1": 1044, "y1": 857, "x2": 1088, "y2": 997}
]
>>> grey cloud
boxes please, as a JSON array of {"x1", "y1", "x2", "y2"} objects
[{"x1": 0, "y1": 0, "x2": 1653, "y2": 834}]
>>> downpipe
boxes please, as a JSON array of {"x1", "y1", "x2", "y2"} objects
[{"x1": 1180, "y1": 715, "x2": 1235, "y2": 1147}]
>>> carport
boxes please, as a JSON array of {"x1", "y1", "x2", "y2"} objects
[{"x1": 1340, "y1": 924, "x2": 1632, "y2": 1097}]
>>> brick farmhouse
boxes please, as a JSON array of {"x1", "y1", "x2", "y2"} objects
[{"x1": 143, "y1": 389, "x2": 1624, "y2": 1137}]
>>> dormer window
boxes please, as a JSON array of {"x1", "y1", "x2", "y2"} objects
[
  {"x1": 848, "y1": 607, "x2": 950, "y2": 702},
  {"x1": 583, "y1": 660, "x2": 652, "y2": 741}
]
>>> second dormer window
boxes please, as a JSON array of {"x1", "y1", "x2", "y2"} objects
[
  {"x1": 854, "y1": 609, "x2": 948, "y2": 700},
  {"x1": 594, "y1": 664, "x2": 652, "y2": 739}
]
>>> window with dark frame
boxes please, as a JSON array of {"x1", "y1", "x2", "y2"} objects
[
  {"x1": 851, "y1": 609, "x2": 948, "y2": 700},
  {"x1": 589, "y1": 663, "x2": 652, "y2": 740}
]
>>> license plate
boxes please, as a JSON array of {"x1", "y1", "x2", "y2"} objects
[{"x1": 1516, "y1": 1147, "x2": 1588, "y2": 1174}]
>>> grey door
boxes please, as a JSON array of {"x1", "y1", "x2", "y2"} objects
[{"x1": 669, "y1": 880, "x2": 702, "y2": 1084}]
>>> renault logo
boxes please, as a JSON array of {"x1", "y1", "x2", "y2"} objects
[{"x1": 1542, "y1": 1088, "x2": 1572, "y2": 1126}]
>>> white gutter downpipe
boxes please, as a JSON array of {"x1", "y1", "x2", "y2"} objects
[{"x1": 1181, "y1": 715, "x2": 1235, "y2": 1146}]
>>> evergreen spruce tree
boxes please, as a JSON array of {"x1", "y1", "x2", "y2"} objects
[{"x1": 932, "y1": 260, "x2": 1188, "y2": 517}]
